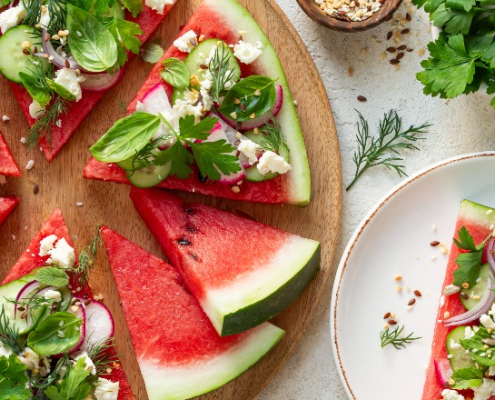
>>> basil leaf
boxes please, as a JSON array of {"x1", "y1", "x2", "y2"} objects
[
  {"x1": 27, "y1": 312, "x2": 82, "y2": 356},
  {"x1": 35, "y1": 267, "x2": 69, "y2": 287},
  {"x1": 218, "y1": 76, "x2": 277, "y2": 122},
  {"x1": 45, "y1": 79, "x2": 76, "y2": 102},
  {"x1": 120, "y1": 0, "x2": 143, "y2": 17},
  {"x1": 450, "y1": 367, "x2": 483, "y2": 390},
  {"x1": 66, "y1": 5, "x2": 118, "y2": 72},
  {"x1": 90, "y1": 112, "x2": 160, "y2": 162},
  {"x1": 461, "y1": 326, "x2": 495, "y2": 367},
  {"x1": 160, "y1": 58, "x2": 190, "y2": 89},
  {"x1": 19, "y1": 73, "x2": 51, "y2": 107}
]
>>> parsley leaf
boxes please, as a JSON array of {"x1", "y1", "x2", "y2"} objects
[
  {"x1": 109, "y1": 18, "x2": 142, "y2": 55},
  {"x1": 178, "y1": 115, "x2": 216, "y2": 140},
  {"x1": 154, "y1": 141, "x2": 194, "y2": 179},
  {"x1": 44, "y1": 358, "x2": 92, "y2": 400},
  {"x1": 417, "y1": 33, "x2": 476, "y2": 98},
  {"x1": 431, "y1": 4, "x2": 474, "y2": 34},
  {"x1": 453, "y1": 226, "x2": 477, "y2": 250},
  {"x1": 0, "y1": 355, "x2": 31, "y2": 400},
  {"x1": 119, "y1": 0, "x2": 143, "y2": 17},
  {"x1": 190, "y1": 141, "x2": 241, "y2": 181}
]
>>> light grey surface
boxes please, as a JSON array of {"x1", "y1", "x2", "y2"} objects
[{"x1": 260, "y1": 1, "x2": 495, "y2": 399}]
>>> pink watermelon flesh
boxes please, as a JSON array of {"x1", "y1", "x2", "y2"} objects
[
  {"x1": 100, "y1": 226, "x2": 284, "y2": 400},
  {"x1": 0, "y1": 132, "x2": 21, "y2": 177},
  {"x1": 83, "y1": 1, "x2": 294, "y2": 204},
  {"x1": 129, "y1": 187, "x2": 320, "y2": 336},
  {"x1": 6, "y1": 2, "x2": 177, "y2": 162},
  {"x1": 1, "y1": 209, "x2": 134, "y2": 400},
  {"x1": 0, "y1": 196, "x2": 18, "y2": 227},
  {"x1": 422, "y1": 200, "x2": 495, "y2": 400}
]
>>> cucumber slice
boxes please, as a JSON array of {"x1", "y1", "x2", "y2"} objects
[
  {"x1": 58, "y1": 286, "x2": 72, "y2": 312},
  {"x1": 460, "y1": 263, "x2": 491, "y2": 310},
  {"x1": 447, "y1": 326, "x2": 476, "y2": 371},
  {"x1": 127, "y1": 162, "x2": 172, "y2": 188},
  {"x1": 0, "y1": 25, "x2": 50, "y2": 84},
  {"x1": 0, "y1": 278, "x2": 47, "y2": 335},
  {"x1": 244, "y1": 131, "x2": 289, "y2": 182}
]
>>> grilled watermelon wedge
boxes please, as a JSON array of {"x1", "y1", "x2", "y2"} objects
[
  {"x1": 101, "y1": 226, "x2": 284, "y2": 400},
  {"x1": 422, "y1": 200, "x2": 495, "y2": 400},
  {"x1": 0, "y1": 196, "x2": 18, "y2": 227},
  {"x1": 0, "y1": 131, "x2": 20, "y2": 177},
  {"x1": 130, "y1": 187, "x2": 320, "y2": 336},
  {"x1": 83, "y1": 0, "x2": 311, "y2": 206},
  {"x1": 1, "y1": 209, "x2": 134, "y2": 399},
  {"x1": 5, "y1": 2, "x2": 177, "y2": 162}
]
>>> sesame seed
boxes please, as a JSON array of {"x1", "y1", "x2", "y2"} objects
[
  {"x1": 26, "y1": 160, "x2": 35, "y2": 170},
  {"x1": 231, "y1": 186, "x2": 240, "y2": 193},
  {"x1": 444, "y1": 311, "x2": 450, "y2": 319},
  {"x1": 2, "y1": 115, "x2": 10, "y2": 122}
]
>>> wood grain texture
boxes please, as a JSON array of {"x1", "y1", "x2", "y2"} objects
[{"x1": 0, "y1": 0, "x2": 341, "y2": 399}]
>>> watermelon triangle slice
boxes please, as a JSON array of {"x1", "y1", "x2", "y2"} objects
[
  {"x1": 1, "y1": 209, "x2": 134, "y2": 399},
  {"x1": 83, "y1": 0, "x2": 311, "y2": 205},
  {"x1": 7, "y1": 2, "x2": 177, "y2": 162},
  {"x1": 0, "y1": 131, "x2": 21, "y2": 177},
  {"x1": 422, "y1": 200, "x2": 495, "y2": 399},
  {"x1": 0, "y1": 196, "x2": 18, "y2": 227},
  {"x1": 130, "y1": 187, "x2": 320, "y2": 336},
  {"x1": 100, "y1": 226, "x2": 284, "y2": 400}
]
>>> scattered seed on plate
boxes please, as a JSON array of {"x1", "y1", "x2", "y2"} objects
[
  {"x1": 408, "y1": 298, "x2": 416, "y2": 306},
  {"x1": 357, "y1": 95, "x2": 367, "y2": 102},
  {"x1": 414, "y1": 290, "x2": 422, "y2": 297},
  {"x1": 383, "y1": 312, "x2": 391, "y2": 319}
]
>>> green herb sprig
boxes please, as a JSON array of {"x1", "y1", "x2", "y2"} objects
[
  {"x1": 347, "y1": 110, "x2": 431, "y2": 191},
  {"x1": 75, "y1": 226, "x2": 103, "y2": 286},
  {"x1": 208, "y1": 43, "x2": 236, "y2": 103},
  {"x1": 0, "y1": 306, "x2": 23, "y2": 354},
  {"x1": 87, "y1": 337, "x2": 118, "y2": 375},
  {"x1": 380, "y1": 325, "x2": 421, "y2": 349}
]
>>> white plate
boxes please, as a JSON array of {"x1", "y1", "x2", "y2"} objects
[{"x1": 331, "y1": 152, "x2": 495, "y2": 400}]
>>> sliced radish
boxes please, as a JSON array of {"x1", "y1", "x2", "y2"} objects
[
  {"x1": 81, "y1": 300, "x2": 115, "y2": 351},
  {"x1": 434, "y1": 358, "x2": 452, "y2": 387},
  {"x1": 217, "y1": 85, "x2": 284, "y2": 131},
  {"x1": 139, "y1": 83, "x2": 172, "y2": 116},
  {"x1": 203, "y1": 123, "x2": 245, "y2": 185},
  {"x1": 80, "y1": 69, "x2": 125, "y2": 92}
]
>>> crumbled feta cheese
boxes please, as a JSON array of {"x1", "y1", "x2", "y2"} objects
[
  {"x1": 488, "y1": 366, "x2": 495, "y2": 376},
  {"x1": 145, "y1": 0, "x2": 174, "y2": 14},
  {"x1": 200, "y1": 78, "x2": 212, "y2": 91},
  {"x1": 0, "y1": 343, "x2": 13, "y2": 358},
  {"x1": 257, "y1": 150, "x2": 292, "y2": 175},
  {"x1": 473, "y1": 378, "x2": 495, "y2": 400},
  {"x1": 19, "y1": 347, "x2": 40, "y2": 370},
  {"x1": 199, "y1": 88, "x2": 213, "y2": 111},
  {"x1": 94, "y1": 378, "x2": 120, "y2": 400},
  {"x1": 29, "y1": 100, "x2": 45, "y2": 119},
  {"x1": 441, "y1": 389, "x2": 465, "y2": 400},
  {"x1": 44, "y1": 289, "x2": 62, "y2": 303},
  {"x1": 39, "y1": 234, "x2": 58, "y2": 256},
  {"x1": 53, "y1": 68, "x2": 85, "y2": 102},
  {"x1": 443, "y1": 284, "x2": 461, "y2": 296},
  {"x1": 480, "y1": 314, "x2": 495, "y2": 330},
  {"x1": 47, "y1": 238, "x2": 76, "y2": 268},
  {"x1": 233, "y1": 40, "x2": 263, "y2": 64},
  {"x1": 464, "y1": 326, "x2": 475, "y2": 340},
  {"x1": 0, "y1": 3, "x2": 26, "y2": 34},
  {"x1": 40, "y1": 7, "x2": 50, "y2": 28},
  {"x1": 74, "y1": 352, "x2": 97, "y2": 375},
  {"x1": 238, "y1": 139, "x2": 258, "y2": 166},
  {"x1": 173, "y1": 30, "x2": 198, "y2": 53},
  {"x1": 449, "y1": 338, "x2": 461, "y2": 350}
]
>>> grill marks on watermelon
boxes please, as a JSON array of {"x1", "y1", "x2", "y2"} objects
[
  {"x1": 9, "y1": 2, "x2": 177, "y2": 162},
  {"x1": 0, "y1": 196, "x2": 18, "y2": 228},
  {"x1": 422, "y1": 200, "x2": 495, "y2": 400},
  {"x1": 0, "y1": 131, "x2": 21, "y2": 177}
]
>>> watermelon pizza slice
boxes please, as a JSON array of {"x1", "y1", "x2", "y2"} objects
[
  {"x1": 0, "y1": 130, "x2": 20, "y2": 226},
  {"x1": 130, "y1": 187, "x2": 320, "y2": 336},
  {"x1": 101, "y1": 225, "x2": 284, "y2": 400},
  {"x1": 0, "y1": 0, "x2": 177, "y2": 162},
  {"x1": 0, "y1": 196, "x2": 19, "y2": 227},
  {"x1": 423, "y1": 200, "x2": 495, "y2": 400},
  {"x1": 0, "y1": 209, "x2": 134, "y2": 399},
  {"x1": 84, "y1": 0, "x2": 311, "y2": 205}
]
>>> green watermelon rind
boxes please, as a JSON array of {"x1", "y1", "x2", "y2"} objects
[
  {"x1": 459, "y1": 199, "x2": 495, "y2": 228},
  {"x1": 205, "y1": 0, "x2": 311, "y2": 206},
  {"x1": 139, "y1": 323, "x2": 285, "y2": 400},
  {"x1": 203, "y1": 238, "x2": 320, "y2": 337}
]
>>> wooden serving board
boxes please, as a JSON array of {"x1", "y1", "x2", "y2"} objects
[{"x1": 0, "y1": 1, "x2": 341, "y2": 399}]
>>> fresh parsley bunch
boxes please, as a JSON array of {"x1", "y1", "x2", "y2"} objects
[{"x1": 414, "y1": 0, "x2": 495, "y2": 107}]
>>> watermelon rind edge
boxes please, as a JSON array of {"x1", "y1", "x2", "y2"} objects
[{"x1": 460, "y1": 199, "x2": 495, "y2": 228}]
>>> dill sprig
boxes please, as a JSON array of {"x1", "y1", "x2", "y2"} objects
[
  {"x1": 258, "y1": 118, "x2": 286, "y2": 154},
  {"x1": 208, "y1": 43, "x2": 235, "y2": 103},
  {"x1": 0, "y1": 305, "x2": 23, "y2": 354},
  {"x1": 22, "y1": 0, "x2": 43, "y2": 27},
  {"x1": 27, "y1": 96, "x2": 69, "y2": 150},
  {"x1": 346, "y1": 110, "x2": 431, "y2": 191},
  {"x1": 87, "y1": 337, "x2": 118, "y2": 376},
  {"x1": 74, "y1": 227, "x2": 102, "y2": 286},
  {"x1": 380, "y1": 325, "x2": 421, "y2": 349},
  {"x1": 31, "y1": 354, "x2": 70, "y2": 398},
  {"x1": 6, "y1": 295, "x2": 55, "y2": 312}
]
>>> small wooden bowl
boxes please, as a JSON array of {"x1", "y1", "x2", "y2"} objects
[{"x1": 296, "y1": 0, "x2": 403, "y2": 32}]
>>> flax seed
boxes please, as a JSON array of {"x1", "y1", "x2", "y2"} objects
[
  {"x1": 357, "y1": 95, "x2": 367, "y2": 102},
  {"x1": 408, "y1": 298, "x2": 416, "y2": 306},
  {"x1": 430, "y1": 241, "x2": 440, "y2": 246},
  {"x1": 383, "y1": 312, "x2": 391, "y2": 319},
  {"x1": 414, "y1": 290, "x2": 422, "y2": 297}
]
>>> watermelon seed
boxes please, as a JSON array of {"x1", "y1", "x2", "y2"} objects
[
  {"x1": 177, "y1": 238, "x2": 191, "y2": 246},
  {"x1": 189, "y1": 253, "x2": 198, "y2": 261},
  {"x1": 186, "y1": 226, "x2": 196, "y2": 233},
  {"x1": 185, "y1": 207, "x2": 194, "y2": 214},
  {"x1": 198, "y1": 173, "x2": 208, "y2": 183}
]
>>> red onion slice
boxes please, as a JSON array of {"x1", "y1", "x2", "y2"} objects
[
  {"x1": 442, "y1": 270, "x2": 495, "y2": 327},
  {"x1": 434, "y1": 358, "x2": 453, "y2": 387},
  {"x1": 41, "y1": 28, "x2": 81, "y2": 70},
  {"x1": 80, "y1": 68, "x2": 125, "y2": 92},
  {"x1": 486, "y1": 237, "x2": 495, "y2": 274},
  {"x1": 14, "y1": 280, "x2": 42, "y2": 318}
]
